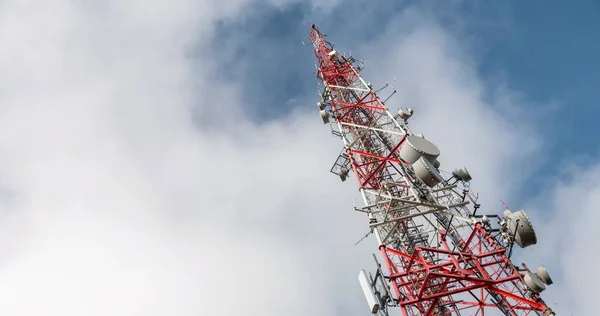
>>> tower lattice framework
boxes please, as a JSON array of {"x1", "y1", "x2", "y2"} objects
[{"x1": 309, "y1": 25, "x2": 555, "y2": 316}]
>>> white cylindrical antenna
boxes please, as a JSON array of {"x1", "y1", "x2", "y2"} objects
[
  {"x1": 536, "y1": 266, "x2": 553, "y2": 285},
  {"x1": 413, "y1": 156, "x2": 443, "y2": 188},
  {"x1": 398, "y1": 135, "x2": 440, "y2": 164},
  {"x1": 524, "y1": 272, "x2": 546, "y2": 293},
  {"x1": 505, "y1": 209, "x2": 537, "y2": 248},
  {"x1": 398, "y1": 108, "x2": 414, "y2": 120},
  {"x1": 453, "y1": 167, "x2": 472, "y2": 182},
  {"x1": 320, "y1": 110, "x2": 330, "y2": 124},
  {"x1": 358, "y1": 270, "x2": 380, "y2": 314}
]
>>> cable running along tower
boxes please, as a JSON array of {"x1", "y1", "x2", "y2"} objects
[{"x1": 308, "y1": 25, "x2": 555, "y2": 316}]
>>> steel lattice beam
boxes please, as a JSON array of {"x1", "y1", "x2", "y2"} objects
[{"x1": 309, "y1": 24, "x2": 555, "y2": 316}]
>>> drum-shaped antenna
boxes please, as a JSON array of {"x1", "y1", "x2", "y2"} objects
[
  {"x1": 433, "y1": 160, "x2": 441, "y2": 169},
  {"x1": 399, "y1": 135, "x2": 440, "y2": 164},
  {"x1": 413, "y1": 156, "x2": 443, "y2": 188},
  {"x1": 398, "y1": 108, "x2": 413, "y2": 120},
  {"x1": 505, "y1": 210, "x2": 537, "y2": 248},
  {"x1": 452, "y1": 167, "x2": 472, "y2": 182},
  {"x1": 524, "y1": 272, "x2": 546, "y2": 293},
  {"x1": 536, "y1": 266, "x2": 553, "y2": 285}
]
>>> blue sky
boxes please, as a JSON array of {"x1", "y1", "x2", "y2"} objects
[
  {"x1": 202, "y1": 1, "x2": 600, "y2": 312},
  {"x1": 480, "y1": 1, "x2": 600, "y2": 158},
  {"x1": 209, "y1": 0, "x2": 599, "y2": 197}
]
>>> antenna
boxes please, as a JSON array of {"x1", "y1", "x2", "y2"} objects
[
  {"x1": 308, "y1": 24, "x2": 556, "y2": 316},
  {"x1": 500, "y1": 198, "x2": 511, "y2": 210}
]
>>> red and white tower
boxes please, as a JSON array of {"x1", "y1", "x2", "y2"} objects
[{"x1": 309, "y1": 25, "x2": 556, "y2": 316}]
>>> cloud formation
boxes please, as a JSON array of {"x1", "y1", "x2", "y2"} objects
[
  {"x1": 0, "y1": 1, "x2": 592, "y2": 315},
  {"x1": 0, "y1": 1, "x2": 365, "y2": 315},
  {"x1": 360, "y1": 14, "x2": 541, "y2": 206},
  {"x1": 519, "y1": 161, "x2": 600, "y2": 315}
]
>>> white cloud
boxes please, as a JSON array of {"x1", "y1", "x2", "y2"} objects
[
  {"x1": 515, "y1": 161, "x2": 600, "y2": 315},
  {"x1": 360, "y1": 14, "x2": 543, "y2": 208},
  {"x1": 0, "y1": 1, "x2": 584, "y2": 316},
  {"x1": 0, "y1": 1, "x2": 367, "y2": 315}
]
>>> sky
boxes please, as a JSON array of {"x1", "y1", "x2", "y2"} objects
[{"x1": 0, "y1": 0, "x2": 597, "y2": 315}]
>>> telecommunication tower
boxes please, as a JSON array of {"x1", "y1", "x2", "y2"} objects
[{"x1": 308, "y1": 24, "x2": 556, "y2": 316}]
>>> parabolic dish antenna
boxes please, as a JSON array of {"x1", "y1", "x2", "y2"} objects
[
  {"x1": 505, "y1": 210, "x2": 537, "y2": 248},
  {"x1": 399, "y1": 135, "x2": 440, "y2": 164},
  {"x1": 413, "y1": 156, "x2": 443, "y2": 188},
  {"x1": 452, "y1": 167, "x2": 472, "y2": 182},
  {"x1": 524, "y1": 272, "x2": 546, "y2": 293},
  {"x1": 536, "y1": 266, "x2": 553, "y2": 285}
]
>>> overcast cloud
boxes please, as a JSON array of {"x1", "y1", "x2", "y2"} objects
[{"x1": 0, "y1": 1, "x2": 592, "y2": 315}]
